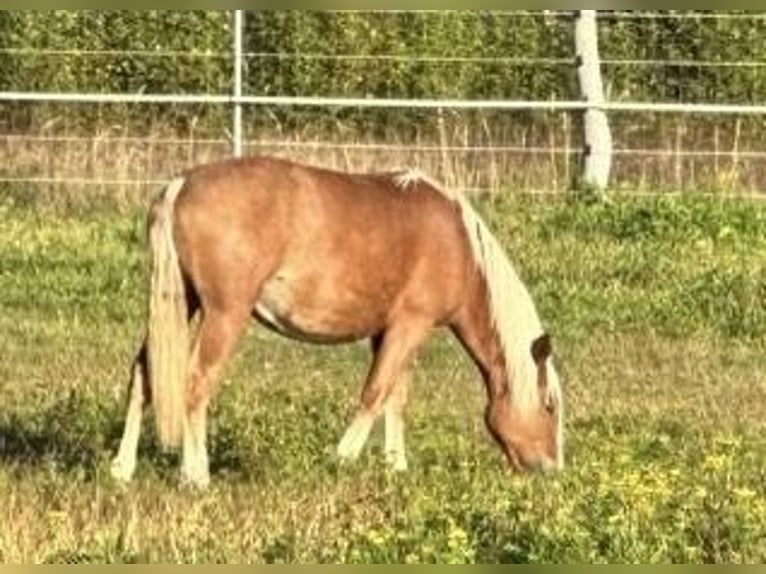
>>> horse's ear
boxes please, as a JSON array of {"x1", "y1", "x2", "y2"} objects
[{"x1": 531, "y1": 333, "x2": 552, "y2": 366}]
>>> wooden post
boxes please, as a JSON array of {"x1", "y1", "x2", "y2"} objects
[{"x1": 575, "y1": 10, "x2": 612, "y2": 190}]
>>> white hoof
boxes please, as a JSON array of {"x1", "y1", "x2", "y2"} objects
[
  {"x1": 181, "y1": 468, "x2": 210, "y2": 490},
  {"x1": 337, "y1": 416, "x2": 373, "y2": 462},
  {"x1": 386, "y1": 451, "x2": 408, "y2": 473},
  {"x1": 110, "y1": 456, "x2": 136, "y2": 483}
]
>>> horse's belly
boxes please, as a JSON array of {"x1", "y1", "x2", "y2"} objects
[{"x1": 254, "y1": 272, "x2": 377, "y2": 344}]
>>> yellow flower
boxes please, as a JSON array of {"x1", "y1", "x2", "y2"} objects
[
  {"x1": 366, "y1": 529, "x2": 387, "y2": 547},
  {"x1": 703, "y1": 454, "x2": 729, "y2": 471},
  {"x1": 694, "y1": 486, "x2": 708, "y2": 499},
  {"x1": 732, "y1": 487, "x2": 757, "y2": 501},
  {"x1": 448, "y1": 525, "x2": 469, "y2": 549}
]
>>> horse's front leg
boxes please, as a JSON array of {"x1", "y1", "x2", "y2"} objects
[
  {"x1": 111, "y1": 343, "x2": 149, "y2": 483},
  {"x1": 337, "y1": 321, "x2": 428, "y2": 465}
]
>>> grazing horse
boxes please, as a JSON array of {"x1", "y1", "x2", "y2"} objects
[{"x1": 111, "y1": 156, "x2": 564, "y2": 487}]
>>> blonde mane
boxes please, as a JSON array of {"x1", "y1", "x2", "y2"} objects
[{"x1": 393, "y1": 169, "x2": 561, "y2": 413}]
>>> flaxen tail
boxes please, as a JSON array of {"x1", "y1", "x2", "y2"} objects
[{"x1": 147, "y1": 177, "x2": 188, "y2": 449}]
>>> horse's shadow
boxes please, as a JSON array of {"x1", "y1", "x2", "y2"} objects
[
  {"x1": 0, "y1": 390, "x2": 196, "y2": 482},
  {"x1": 0, "y1": 387, "x2": 337, "y2": 483},
  {"x1": 0, "y1": 390, "x2": 126, "y2": 476}
]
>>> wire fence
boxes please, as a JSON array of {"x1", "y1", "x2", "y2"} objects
[
  {"x1": 1, "y1": 10, "x2": 765, "y2": 200},
  {"x1": 3, "y1": 47, "x2": 766, "y2": 71}
]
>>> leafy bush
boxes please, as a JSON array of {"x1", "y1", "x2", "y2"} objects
[{"x1": 2, "y1": 11, "x2": 765, "y2": 137}]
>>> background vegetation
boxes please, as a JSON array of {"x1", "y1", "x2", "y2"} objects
[
  {"x1": 4, "y1": 11, "x2": 766, "y2": 112},
  {"x1": 1, "y1": 11, "x2": 765, "y2": 194}
]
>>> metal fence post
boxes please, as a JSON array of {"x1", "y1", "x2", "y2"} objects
[{"x1": 233, "y1": 10, "x2": 244, "y2": 158}]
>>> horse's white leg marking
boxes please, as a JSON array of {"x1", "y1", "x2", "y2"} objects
[
  {"x1": 180, "y1": 343, "x2": 210, "y2": 489},
  {"x1": 337, "y1": 323, "x2": 427, "y2": 465},
  {"x1": 111, "y1": 362, "x2": 145, "y2": 483},
  {"x1": 180, "y1": 310, "x2": 248, "y2": 489},
  {"x1": 181, "y1": 410, "x2": 210, "y2": 489},
  {"x1": 337, "y1": 413, "x2": 375, "y2": 462},
  {"x1": 384, "y1": 375, "x2": 409, "y2": 472}
]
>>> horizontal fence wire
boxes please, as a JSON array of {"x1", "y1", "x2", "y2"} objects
[
  {"x1": 3, "y1": 92, "x2": 766, "y2": 114},
  {"x1": 2, "y1": 49, "x2": 765, "y2": 71},
  {"x1": 0, "y1": 48, "x2": 230, "y2": 59},
  {"x1": 3, "y1": 176, "x2": 765, "y2": 203},
  {"x1": 324, "y1": 10, "x2": 766, "y2": 20},
  {"x1": 4, "y1": 134, "x2": 766, "y2": 160},
  {"x1": 323, "y1": 10, "x2": 765, "y2": 18}
]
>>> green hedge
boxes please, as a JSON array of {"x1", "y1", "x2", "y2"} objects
[{"x1": 1, "y1": 11, "x2": 765, "y2": 136}]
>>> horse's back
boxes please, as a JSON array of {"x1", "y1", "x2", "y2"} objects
[{"x1": 169, "y1": 156, "x2": 475, "y2": 338}]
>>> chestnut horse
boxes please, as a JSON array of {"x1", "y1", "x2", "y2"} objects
[{"x1": 111, "y1": 156, "x2": 564, "y2": 487}]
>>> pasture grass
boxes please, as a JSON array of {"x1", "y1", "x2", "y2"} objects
[{"x1": 1, "y1": 190, "x2": 766, "y2": 563}]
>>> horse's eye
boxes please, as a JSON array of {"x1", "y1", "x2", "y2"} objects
[{"x1": 544, "y1": 396, "x2": 557, "y2": 415}]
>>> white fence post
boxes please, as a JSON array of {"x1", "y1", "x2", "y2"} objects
[
  {"x1": 233, "y1": 10, "x2": 244, "y2": 158},
  {"x1": 575, "y1": 10, "x2": 612, "y2": 190}
]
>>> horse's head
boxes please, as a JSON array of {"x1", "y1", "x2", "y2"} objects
[{"x1": 486, "y1": 333, "x2": 564, "y2": 474}]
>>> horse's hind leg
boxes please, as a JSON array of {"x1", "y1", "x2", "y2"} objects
[
  {"x1": 366, "y1": 335, "x2": 410, "y2": 471},
  {"x1": 337, "y1": 321, "x2": 428, "y2": 464},
  {"x1": 181, "y1": 308, "x2": 249, "y2": 488},
  {"x1": 111, "y1": 343, "x2": 149, "y2": 483},
  {"x1": 384, "y1": 372, "x2": 409, "y2": 472}
]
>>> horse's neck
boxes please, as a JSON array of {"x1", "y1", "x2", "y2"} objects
[{"x1": 454, "y1": 276, "x2": 510, "y2": 399}]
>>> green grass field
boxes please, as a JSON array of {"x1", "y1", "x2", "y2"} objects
[{"x1": 1, "y1": 190, "x2": 766, "y2": 563}]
